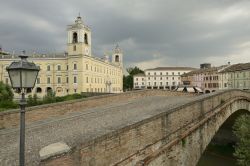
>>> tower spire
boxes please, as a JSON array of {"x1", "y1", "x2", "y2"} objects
[
  {"x1": 75, "y1": 13, "x2": 83, "y2": 24},
  {"x1": 114, "y1": 44, "x2": 122, "y2": 54}
]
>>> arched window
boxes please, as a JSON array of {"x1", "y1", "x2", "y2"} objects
[
  {"x1": 46, "y1": 87, "x2": 52, "y2": 93},
  {"x1": 73, "y1": 32, "x2": 78, "y2": 43},
  {"x1": 84, "y1": 33, "x2": 88, "y2": 44},
  {"x1": 57, "y1": 65, "x2": 61, "y2": 71},
  {"x1": 115, "y1": 55, "x2": 119, "y2": 62},
  {"x1": 36, "y1": 87, "x2": 42, "y2": 93},
  {"x1": 74, "y1": 63, "x2": 77, "y2": 70}
]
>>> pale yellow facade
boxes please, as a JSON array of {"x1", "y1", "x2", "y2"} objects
[{"x1": 0, "y1": 16, "x2": 123, "y2": 98}]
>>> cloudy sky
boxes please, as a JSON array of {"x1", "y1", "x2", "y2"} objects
[{"x1": 0, "y1": 0, "x2": 250, "y2": 69}]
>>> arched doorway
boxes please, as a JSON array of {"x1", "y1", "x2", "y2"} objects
[
  {"x1": 171, "y1": 86, "x2": 176, "y2": 90},
  {"x1": 205, "y1": 90, "x2": 210, "y2": 93},
  {"x1": 36, "y1": 87, "x2": 42, "y2": 93},
  {"x1": 46, "y1": 87, "x2": 52, "y2": 93}
]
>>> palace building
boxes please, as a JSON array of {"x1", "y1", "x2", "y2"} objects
[
  {"x1": 0, "y1": 16, "x2": 123, "y2": 97},
  {"x1": 133, "y1": 67, "x2": 196, "y2": 90}
]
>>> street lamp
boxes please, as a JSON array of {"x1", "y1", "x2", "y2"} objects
[{"x1": 6, "y1": 51, "x2": 40, "y2": 166}]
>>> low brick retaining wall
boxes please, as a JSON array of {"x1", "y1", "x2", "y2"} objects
[{"x1": 0, "y1": 90, "x2": 195, "y2": 130}]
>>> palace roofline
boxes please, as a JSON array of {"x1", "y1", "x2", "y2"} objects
[{"x1": 145, "y1": 67, "x2": 197, "y2": 71}]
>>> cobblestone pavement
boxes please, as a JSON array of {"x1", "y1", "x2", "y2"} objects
[{"x1": 0, "y1": 94, "x2": 197, "y2": 165}]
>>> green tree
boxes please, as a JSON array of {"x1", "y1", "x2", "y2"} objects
[
  {"x1": 233, "y1": 114, "x2": 250, "y2": 166},
  {"x1": 43, "y1": 90, "x2": 56, "y2": 104},
  {"x1": 27, "y1": 94, "x2": 39, "y2": 106},
  {"x1": 123, "y1": 66, "x2": 144, "y2": 91},
  {"x1": 0, "y1": 81, "x2": 17, "y2": 111},
  {"x1": 126, "y1": 66, "x2": 144, "y2": 75},
  {"x1": 0, "y1": 81, "x2": 14, "y2": 102}
]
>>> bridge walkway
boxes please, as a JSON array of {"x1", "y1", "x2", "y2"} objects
[{"x1": 0, "y1": 92, "x2": 196, "y2": 165}]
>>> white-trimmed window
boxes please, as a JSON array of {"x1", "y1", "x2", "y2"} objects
[
  {"x1": 57, "y1": 77, "x2": 61, "y2": 84},
  {"x1": 47, "y1": 77, "x2": 51, "y2": 84},
  {"x1": 74, "y1": 63, "x2": 77, "y2": 70},
  {"x1": 74, "y1": 76, "x2": 77, "y2": 83},
  {"x1": 57, "y1": 65, "x2": 61, "y2": 71},
  {"x1": 47, "y1": 65, "x2": 51, "y2": 71}
]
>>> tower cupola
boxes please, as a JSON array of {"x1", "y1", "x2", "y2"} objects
[
  {"x1": 67, "y1": 15, "x2": 92, "y2": 56},
  {"x1": 112, "y1": 44, "x2": 123, "y2": 66}
]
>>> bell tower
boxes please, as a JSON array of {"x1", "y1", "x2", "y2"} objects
[
  {"x1": 67, "y1": 15, "x2": 91, "y2": 56},
  {"x1": 112, "y1": 44, "x2": 123, "y2": 66}
]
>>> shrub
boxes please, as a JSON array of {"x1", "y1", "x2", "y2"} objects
[
  {"x1": 233, "y1": 114, "x2": 250, "y2": 166},
  {"x1": 43, "y1": 90, "x2": 56, "y2": 104},
  {"x1": 0, "y1": 100, "x2": 18, "y2": 110},
  {"x1": 27, "y1": 94, "x2": 39, "y2": 106},
  {"x1": 0, "y1": 81, "x2": 14, "y2": 102}
]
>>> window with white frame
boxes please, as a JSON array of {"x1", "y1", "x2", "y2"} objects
[
  {"x1": 73, "y1": 63, "x2": 77, "y2": 70},
  {"x1": 74, "y1": 76, "x2": 77, "y2": 83}
]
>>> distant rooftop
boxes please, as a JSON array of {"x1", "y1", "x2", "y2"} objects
[
  {"x1": 182, "y1": 65, "x2": 229, "y2": 76},
  {"x1": 0, "y1": 52, "x2": 67, "y2": 59},
  {"x1": 220, "y1": 63, "x2": 250, "y2": 73},
  {"x1": 145, "y1": 67, "x2": 197, "y2": 71}
]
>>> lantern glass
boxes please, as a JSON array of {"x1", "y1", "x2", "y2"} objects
[
  {"x1": 8, "y1": 69, "x2": 21, "y2": 88},
  {"x1": 8, "y1": 69, "x2": 39, "y2": 89},
  {"x1": 21, "y1": 70, "x2": 39, "y2": 88}
]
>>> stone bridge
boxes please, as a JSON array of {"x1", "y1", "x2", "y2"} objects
[{"x1": 0, "y1": 89, "x2": 249, "y2": 166}]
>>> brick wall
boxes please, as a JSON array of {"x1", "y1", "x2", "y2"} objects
[
  {"x1": 40, "y1": 90, "x2": 250, "y2": 166},
  {"x1": 0, "y1": 90, "x2": 194, "y2": 130}
]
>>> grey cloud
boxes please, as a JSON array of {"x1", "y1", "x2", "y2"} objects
[{"x1": 1, "y1": 0, "x2": 250, "y2": 69}]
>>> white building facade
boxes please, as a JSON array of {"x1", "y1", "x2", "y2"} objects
[
  {"x1": 134, "y1": 67, "x2": 196, "y2": 90},
  {"x1": 0, "y1": 16, "x2": 123, "y2": 98},
  {"x1": 219, "y1": 63, "x2": 250, "y2": 90},
  {"x1": 133, "y1": 73, "x2": 146, "y2": 89}
]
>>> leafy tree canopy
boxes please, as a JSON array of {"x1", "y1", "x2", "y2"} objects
[
  {"x1": 123, "y1": 66, "x2": 144, "y2": 91},
  {"x1": 126, "y1": 66, "x2": 144, "y2": 76},
  {"x1": 0, "y1": 81, "x2": 14, "y2": 102},
  {"x1": 233, "y1": 114, "x2": 250, "y2": 166}
]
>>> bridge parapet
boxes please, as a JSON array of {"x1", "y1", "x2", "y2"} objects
[
  {"x1": 40, "y1": 89, "x2": 250, "y2": 166},
  {"x1": 0, "y1": 90, "x2": 249, "y2": 165},
  {"x1": 0, "y1": 90, "x2": 194, "y2": 130}
]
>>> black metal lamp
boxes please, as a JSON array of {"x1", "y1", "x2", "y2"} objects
[{"x1": 6, "y1": 51, "x2": 40, "y2": 166}]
